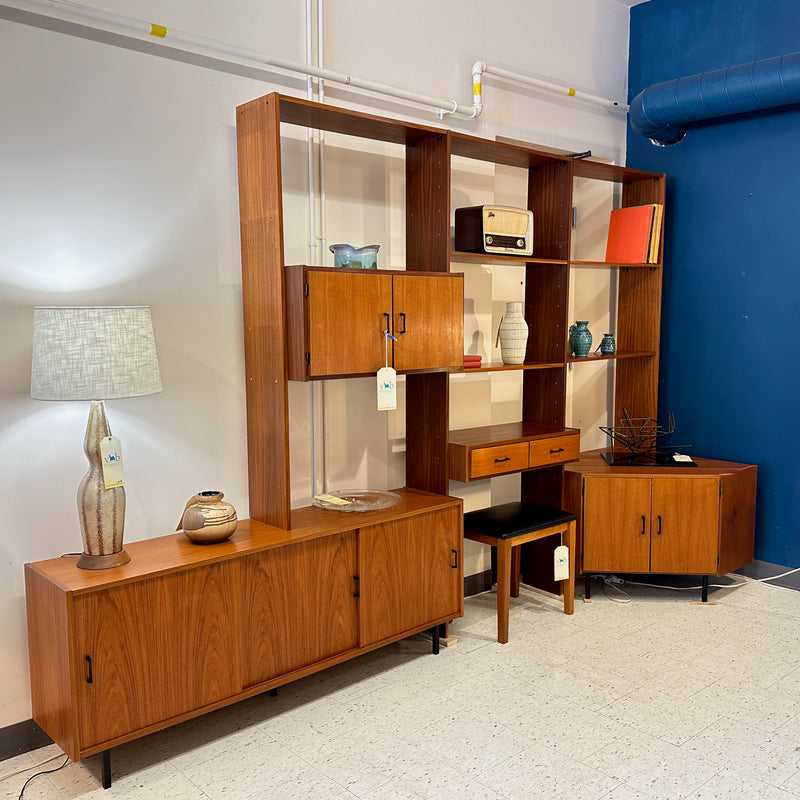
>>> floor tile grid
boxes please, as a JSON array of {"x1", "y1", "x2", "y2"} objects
[{"x1": 3, "y1": 577, "x2": 800, "y2": 799}]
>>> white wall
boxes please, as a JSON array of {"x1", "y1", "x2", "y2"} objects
[{"x1": 0, "y1": 0, "x2": 631, "y2": 727}]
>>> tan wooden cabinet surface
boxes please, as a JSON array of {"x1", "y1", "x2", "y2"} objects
[
  {"x1": 25, "y1": 489, "x2": 462, "y2": 763},
  {"x1": 565, "y1": 450, "x2": 757, "y2": 578},
  {"x1": 286, "y1": 266, "x2": 463, "y2": 380}
]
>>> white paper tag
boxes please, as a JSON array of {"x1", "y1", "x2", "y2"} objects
[
  {"x1": 313, "y1": 493, "x2": 352, "y2": 507},
  {"x1": 554, "y1": 544, "x2": 569, "y2": 581},
  {"x1": 377, "y1": 367, "x2": 397, "y2": 411},
  {"x1": 99, "y1": 436, "x2": 125, "y2": 489},
  {"x1": 672, "y1": 453, "x2": 694, "y2": 463}
]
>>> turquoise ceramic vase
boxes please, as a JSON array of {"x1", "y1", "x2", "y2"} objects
[
  {"x1": 569, "y1": 321, "x2": 593, "y2": 358},
  {"x1": 599, "y1": 333, "x2": 616, "y2": 355}
]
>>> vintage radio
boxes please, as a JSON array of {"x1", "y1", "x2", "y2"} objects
[{"x1": 454, "y1": 205, "x2": 534, "y2": 256}]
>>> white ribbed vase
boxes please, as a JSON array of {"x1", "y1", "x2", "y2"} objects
[{"x1": 497, "y1": 302, "x2": 529, "y2": 365}]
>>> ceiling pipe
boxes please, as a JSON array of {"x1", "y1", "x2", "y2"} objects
[
  {"x1": 0, "y1": 0, "x2": 477, "y2": 118},
  {"x1": 630, "y1": 50, "x2": 800, "y2": 146},
  {"x1": 472, "y1": 61, "x2": 627, "y2": 113}
]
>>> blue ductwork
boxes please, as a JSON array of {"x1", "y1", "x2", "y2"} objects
[{"x1": 630, "y1": 50, "x2": 800, "y2": 145}]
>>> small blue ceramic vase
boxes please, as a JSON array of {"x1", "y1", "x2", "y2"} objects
[
  {"x1": 599, "y1": 333, "x2": 616, "y2": 355},
  {"x1": 569, "y1": 321, "x2": 593, "y2": 358}
]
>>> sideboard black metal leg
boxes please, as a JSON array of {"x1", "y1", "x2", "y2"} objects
[
  {"x1": 269, "y1": 688, "x2": 278, "y2": 696},
  {"x1": 102, "y1": 749, "x2": 111, "y2": 789},
  {"x1": 585, "y1": 573, "x2": 592, "y2": 600},
  {"x1": 701, "y1": 575, "x2": 709, "y2": 603},
  {"x1": 430, "y1": 625, "x2": 440, "y2": 655}
]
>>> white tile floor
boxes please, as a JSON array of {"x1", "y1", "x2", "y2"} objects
[{"x1": 4, "y1": 574, "x2": 800, "y2": 800}]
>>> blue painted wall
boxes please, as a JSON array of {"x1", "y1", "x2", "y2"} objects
[{"x1": 627, "y1": 0, "x2": 800, "y2": 566}]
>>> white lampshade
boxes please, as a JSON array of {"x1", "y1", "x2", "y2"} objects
[{"x1": 31, "y1": 306, "x2": 162, "y2": 401}]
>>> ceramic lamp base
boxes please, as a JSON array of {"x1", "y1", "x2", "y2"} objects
[{"x1": 77, "y1": 549, "x2": 131, "y2": 570}]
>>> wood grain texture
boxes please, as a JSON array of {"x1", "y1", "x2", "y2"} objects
[
  {"x1": 651, "y1": 478, "x2": 719, "y2": 574},
  {"x1": 24, "y1": 568, "x2": 78, "y2": 760},
  {"x1": 393, "y1": 274, "x2": 463, "y2": 370},
  {"x1": 583, "y1": 476, "x2": 653, "y2": 572},
  {"x1": 718, "y1": 465, "x2": 758, "y2": 574},
  {"x1": 525, "y1": 263, "x2": 568, "y2": 363},
  {"x1": 406, "y1": 372, "x2": 449, "y2": 495},
  {"x1": 358, "y1": 505, "x2": 462, "y2": 646},
  {"x1": 236, "y1": 94, "x2": 291, "y2": 528},
  {"x1": 469, "y1": 443, "x2": 530, "y2": 479},
  {"x1": 242, "y1": 532, "x2": 358, "y2": 686},
  {"x1": 407, "y1": 135, "x2": 450, "y2": 272},
  {"x1": 528, "y1": 161, "x2": 572, "y2": 261},
  {"x1": 74, "y1": 562, "x2": 241, "y2": 749},
  {"x1": 522, "y1": 367, "x2": 568, "y2": 427}
]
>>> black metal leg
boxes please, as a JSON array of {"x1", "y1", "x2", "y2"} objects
[
  {"x1": 101, "y1": 749, "x2": 111, "y2": 789},
  {"x1": 701, "y1": 575, "x2": 709, "y2": 603},
  {"x1": 585, "y1": 573, "x2": 591, "y2": 600},
  {"x1": 268, "y1": 688, "x2": 278, "y2": 696},
  {"x1": 430, "y1": 625, "x2": 440, "y2": 655}
]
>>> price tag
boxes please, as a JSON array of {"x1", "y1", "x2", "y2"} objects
[
  {"x1": 554, "y1": 544, "x2": 569, "y2": 581},
  {"x1": 377, "y1": 366, "x2": 397, "y2": 411},
  {"x1": 99, "y1": 436, "x2": 125, "y2": 489}
]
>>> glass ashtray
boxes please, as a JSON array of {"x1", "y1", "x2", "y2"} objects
[{"x1": 312, "y1": 490, "x2": 402, "y2": 512}]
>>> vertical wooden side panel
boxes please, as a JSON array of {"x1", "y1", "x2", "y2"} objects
[
  {"x1": 522, "y1": 368, "x2": 567, "y2": 427},
  {"x1": 236, "y1": 94, "x2": 291, "y2": 528},
  {"x1": 406, "y1": 372, "x2": 449, "y2": 495},
  {"x1": 525, "y1": 264, "x2": 568, "y2": 364},
  {"x1": 25, "y1": 567, "x2": 79, "y2": 760},
  {"x1": 718, "y1": 465, "x2": 758, "y2": 575},
  {"x1": 528, "y1": 161, "x2": 572, "y2": 261},
  {"x1": 406, "y1": 134, "x2": 450, "y2": 272}
]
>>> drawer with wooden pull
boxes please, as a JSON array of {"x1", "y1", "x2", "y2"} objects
[
  {"x1": 529, "y1": 432, "x2": 580, "y2": 468},
  {"x1": 470, "y1": 443, "x2": 530, "y2": 479}
]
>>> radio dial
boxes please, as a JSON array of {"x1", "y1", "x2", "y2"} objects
[
  {"x1": 485, "y1": 235, "x2": 493, "y2": 245},
  {"x1": 517, "y1": 239, "x2": 525, "y2": 248}
]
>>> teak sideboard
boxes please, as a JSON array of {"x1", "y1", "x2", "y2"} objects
[{"x1": 25, "y1": 490, "x2": 461, "y2": 773}]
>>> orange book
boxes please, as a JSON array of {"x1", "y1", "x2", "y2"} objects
[{"x1": 605, "y1": 204, "x2": 657, "y2": 264}]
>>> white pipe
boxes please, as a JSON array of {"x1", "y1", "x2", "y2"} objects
[
  {"x1": 475, "y1": 61, "x2": 628, "y2": 112},
  {"x1": 1, "y1": 0, "x2": 477, "y2": 118}
]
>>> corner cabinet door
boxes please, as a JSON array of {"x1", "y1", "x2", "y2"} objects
[
  {"x1": 650, "y1": 478, "x2": 719, "y2": 574},
  {"x1": 358, "y1": 505, "x2": 462, "y2": 646},
  {"x1": 307, "y1": 271, "x2": 393, "y2": 376},
  {"x1": 74, "y1": 562, "x2": 241, "y2": 750},
  {"x1": 392, "y1": 274, "x2": 463, "y2": 371},
  {"x1": 583, "y1": 477, "x2": 652, "y2": 572},
  {"x1": 242, "y1": 532, "x2": 358, "y2": 687}
]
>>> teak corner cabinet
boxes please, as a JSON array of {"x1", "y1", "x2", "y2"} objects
[{"x1": 27, "y1": 92, "x2": 674, "y2": 780}]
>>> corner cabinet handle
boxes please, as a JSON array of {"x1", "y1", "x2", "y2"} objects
[
  {"x1": 85, "y1": 655, "x2": 93, "y2": 684},
  {"x1": 399, "y1": 312, "x2": 407, "y2": 334},
  {"x1": 657, "y1": 515, "x2": 663, "y2": 535},
  {"x1": 494, "y1": 456, "x2": 511, "y2": 463},
  {"x1": 640, "y1": 515, "x2": 646, "y2": 536},
  {"x1": 383, "y1": 312, "x2": 390, "y2": 333},
  {"x1": 451, "y1": 549, "x2": 459, "y2": 569},
  {"x1": 353, "y1": 575, "x2": 360, "y2": 598},
  {"x1": 550, "y1": 447, "x2": 565, "y2": 454}
]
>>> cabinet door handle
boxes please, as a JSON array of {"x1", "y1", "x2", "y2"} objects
[
  {"x1": 640, "y1": 515, "x2": 646, "y2": 536},
  {"x1": 550, "y1": 447, "x2": 565, "y2": 454},
  {"x1": 353, "y1": 575, "x2": 360, "y2": 598},
  {"x1": 657, "y1": 515, "x2": 662, "y2": 535},
  {"x1": 383, "y1": 312, "x2": 390, "y2": 333},
  {"x1": 451, "y1": 549, "x2": 459, "y2": 569},
  {"x1": 398, "y1": 312, "x2": 407, "y2": 334},
  {"x1": 494, "y1": 456, "x2": 511, "y2": 463},
  {"x1": 85, "y1": 654, "x2": 93, "y2": 684}
]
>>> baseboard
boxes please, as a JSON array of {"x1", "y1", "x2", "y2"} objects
[
  {"x1": 0, "y1": 719, "x2": 53, "y2": 762},
  {"x1": 464, "y1": 569, "x2": 492, "y2": 597}
]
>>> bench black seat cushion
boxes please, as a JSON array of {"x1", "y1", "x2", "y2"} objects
[{"x1": 463, "y1": 502, "x2": 576, "y2": 540}]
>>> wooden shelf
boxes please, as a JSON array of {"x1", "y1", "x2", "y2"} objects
[
  {"x1": 451, "y1": 250, "x2": 567, "y2": 267},
  {"x1": 570, "y1": 259, "x2": 662, "y2": 269},
  {"x1": 567, "y1": 351, "x2": 657, "y2": 364},
  {"x1": 454, "y1": 360, "x2": 563, "y2": 373}
]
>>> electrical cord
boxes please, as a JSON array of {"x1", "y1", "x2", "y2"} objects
[
  {"x1": 0, "y1": 753, "x2": 65, "y2": 783},
  {"x1": 15, "y1": 755, "x2": 69, "y2": 799}
]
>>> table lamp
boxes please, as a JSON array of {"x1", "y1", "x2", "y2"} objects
[{"x1": 30, "y1": 306, "x2": 162, "y2": 569}]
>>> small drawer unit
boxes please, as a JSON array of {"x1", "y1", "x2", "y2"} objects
[{"x1": 448, "y1": 423, "x2": 580, "y2": 482}]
